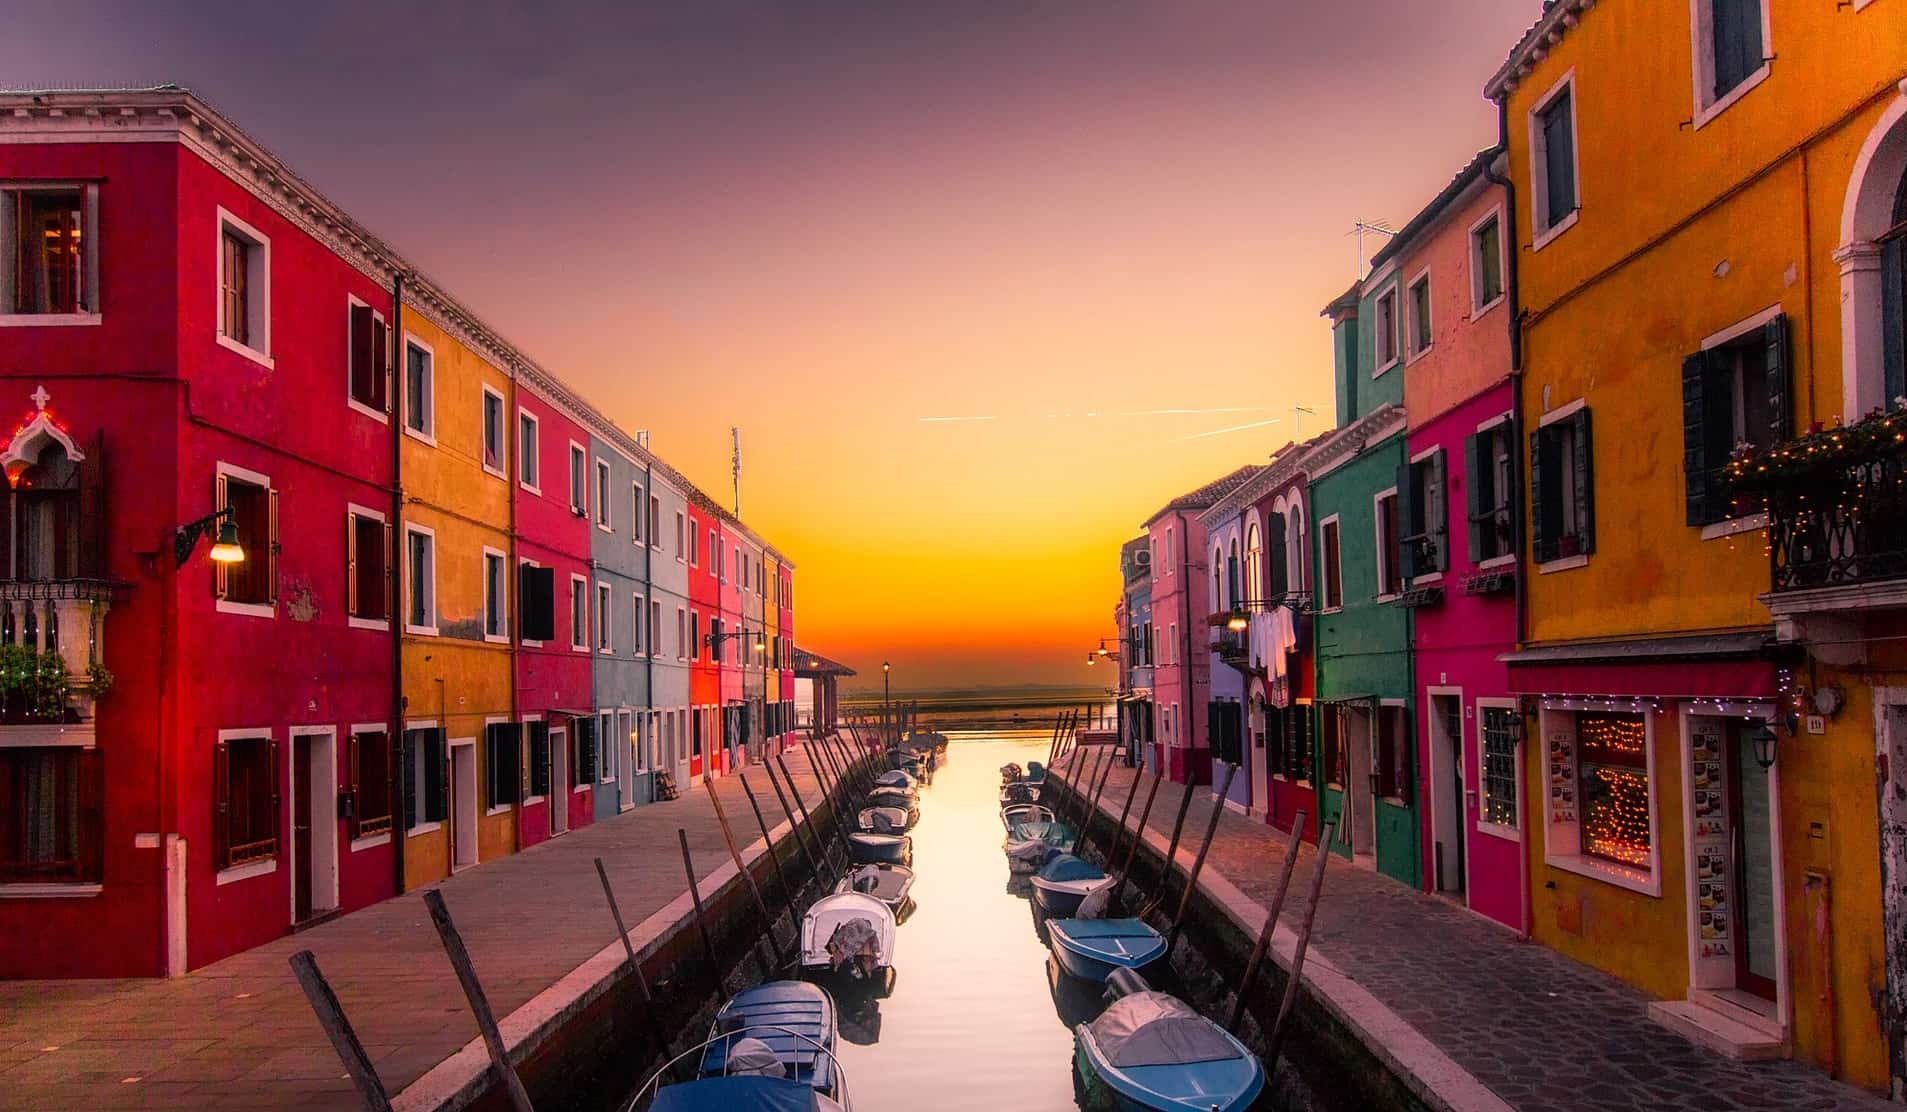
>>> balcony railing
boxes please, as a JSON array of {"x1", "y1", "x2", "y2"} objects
[
  {"x1": 1727, "y1": 412, "x2": 1907, "y2": 593},
  {"x1": 0, "y1": 578, "x2": 115, "y2": 724}
]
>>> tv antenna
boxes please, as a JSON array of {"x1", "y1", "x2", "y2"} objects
[{"x1": 1348, "y1": 220, "x2": 1397, "y2": 278}]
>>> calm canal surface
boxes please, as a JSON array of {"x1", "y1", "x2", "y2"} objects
[{"x1": 830, "y1": 732, "x2": 1087, "y2": 1111}]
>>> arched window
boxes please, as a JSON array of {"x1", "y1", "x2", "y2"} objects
[
  {"x1": 1286, "y1": 504, "x2": 1307, "y2": 594},
  {"x1": 1246, "y1": 523, "x2": 1262, "y2": 604},
  {"x1": 1227, "y1": 538, "x2": 1240, "y2": 609},
  {"x1": 1212, "y1": 547, "x2": 1224, "y2": 612},
  {"x1": 1882, "y1": 161, "x2": 1906, "y2": 406},
  {"x1": 13, "y1": 442, "x2": 80, "y2": 581},
  {"x1": 1267, "y1": 514, "x2": 1288, "y2": 598}
]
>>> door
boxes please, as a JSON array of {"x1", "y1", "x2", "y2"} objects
[
  {"x1": 451, "y1": 741, "x2": 478, "y2": 870},
  {"x1": 1345, "y1": 705, "x2": 1376, "y2": 859},
  {"x1": 551, "y1": 729, "x2": 570, "y2": 834},
  {"x1": 1729, "y1": 724, "x2": 1778, "y2": 1000},
  {"x1": 293, "y1": 736, "x2": 314, "y2": 921},
  {"x1": 618, "y1": 709, "x2": 635, "y2": 808},
  {"x1": 1429, "y1": 694, "x2": 1465, "y2": 896},
  {"x1": 1249, "y1": 693, "x2": 1271, "y2": 825}
]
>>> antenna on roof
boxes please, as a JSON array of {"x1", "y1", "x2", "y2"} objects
[
  {"x1": 1348, "y1": 221, "x2": 1397, "y2": 278},
  {"x1": 731, "y1": 427, "x2": 742, "y2": 517},
  {"x1": 635, "y1": 429, "x2": 650, "y2": 449},
  {"x1": 1291, "y1": 405, "x2": 1320, "y2": 440}
]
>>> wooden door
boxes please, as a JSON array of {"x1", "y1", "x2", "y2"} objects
[{"x1": 293, "y1": 737, "x2": 313, "y2": 921}]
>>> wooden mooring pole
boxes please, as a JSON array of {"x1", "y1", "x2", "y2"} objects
[
  {"x1": 1045, "y1": 711, "x2": 1064, "y2": 767},
  {"x1": 1225, "y1": 810, "x2": 1309, "y2": 1034},
  {"x1": 676, "y1": 829, "x2": 724, "y2": 993},
  {"x1": 1166, "y1": 762, "x2": 1238, "y2": 954},
  {"x1": 779, "y1": 752, "x2": 842, "y2": 875},
  {"x1": 703, "y1": 772, "x2": 783, "y2": 975},
  {"x1": 762, "y1": 756, "x2": 823, "y2": 876},
  {"x1": 1078, "y1": 740, "x2": 1118, "y2": 852},
  {"x1": 592, "y1": 858, "x2": 680, "y2": 1080},
  {"x1": 1141, "y1": 774, "x2": 1201, "y2": 918},
  {"x1": 1266, "y1": 820, "x2": 1337, "y2": 1077},
  {"x1": 739, "y1": 772, "x2": 798, "y2": 914},
  {"x1": 1114, "y1": 770, "x2": 1163, "y2": 896},
  {"x1": 422, "y1": 890, "x2": 534, "y2": 1112},
  {"x1": 1103, "y1": 761, "x2": 1144, "y2": 869},
  {"x1": 287, "y1": 950, "x2": 393, "y2": 1112}
]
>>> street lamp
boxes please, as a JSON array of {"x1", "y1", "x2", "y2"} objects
[
  {"x1": 1226, "y1": 612, "x2": 1249, "y2": 632},
  {"x1": 174, "y1": 507, "x2": 245, "y2": 566},
  {"x1": 1750, "y1": 723, "x2": 1779, "y2": 770}
]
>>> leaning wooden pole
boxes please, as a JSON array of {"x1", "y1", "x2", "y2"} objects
[
  {"x1": 1072, "y1": 742, "x2": 1108, "y2": 831},
  {"x1": 288, "y1": 950, "x2": 393, "y2": 1112},
  {"x1": 1167, "y1": 762, "x2": 1239, "y2": 954},
  {"x1": 739, "y1": 772, "x2": 798, "y2": 914},
  {"x1": 779, "y1": 752, "x2": 842, "y2": 875},
  {"x1": 762, "y1": 756, "x2": 822, "y2": 876},
  {"x1": 1266, "y1": 820, "x2": 1337, "y2": 1075},
  {"x1": 1226, "y1": 810, "x2": 1310, "y2": 1034},
  {"x1": 1045, "y1": 712, "x2": 1064, "y2": 767},
  {"x1": 423, "y1": 891, "x2": 534, "y2": 1112},
  {"x1": 593, "y1": 858, "x2": 679, "y2": 1079},
  {"x1": 1078, "y1": 740, "x2": 1118, "y2": 852},
  {"x1": 1142, "y1": 775, "x2": 1202, "y2": 917},
  {"x1": 677, "y1": 829, "x2": 724, "y2": 992},
  {"x1": 1115, "y1": 770, "x2": 1163, "y2": 893},
  {"x1": 1103, "y1": 761, "x2": 1145, "y2": 870},
  {"x1": 703, "y1": 773, "x2": 783, "y2": 974}
]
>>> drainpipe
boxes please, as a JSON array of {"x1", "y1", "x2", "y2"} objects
[
  {"x1": 506, "y1": 366, "x2": 520, "y2": 850},
  {"x1": 389, "y1": 272, "x2": 406, "y2": 897},
  {"x1": 1179, "y1": 511, "x2": 1196, "y2": 786},
  {"x1": 1488, "y1": 101, "x2": 1534, "y2": 940},
  {"x1": 643, "y1": 458, "x2": 655, "y2": 796}
]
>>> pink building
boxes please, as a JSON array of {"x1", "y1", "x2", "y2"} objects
[{"x1": 1380, "y1": 149, "x2": 1524, "y2": 931}]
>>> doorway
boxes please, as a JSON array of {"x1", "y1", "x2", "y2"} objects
[
  {"x1": 1344, "y1": 704, "x2": 1376, "y2": 860},
  {"x1": 1726, "y1": 723, "x2": 1778, "y2": 1000},
  {"x1": 551, "y1": 728, "x2": 571, "y2": 834},
  {"x1": 450, "y1": 738, "x2": 478, "y2": 871},
  {"x1": 290, "y1": 730, "x2": 338, "y2": 925},
  {"x1": 1427, "y1": 692, "x2": 1465, "y2": 897}
]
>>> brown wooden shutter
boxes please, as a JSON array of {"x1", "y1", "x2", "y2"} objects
[
  {"x1": 374, "y1": 318, "x2": 391, "y2": 413},
  {"x1": 267, "y1": 488, "x2": 280, "y2": 603},
  {"x1": 269, "y1": 737, "x2": 283, "y2": 859},
  {"x1": 347, "y1": 732, "x2": 362, "y2": 839},
  {"x1": 214, "y1": 474, "x2": 230, "y2": 599},
  {"x1": 349, "y1": 304, "x2": 373, "y2": 404},
  {"x1": 77, "y1": 432, "x2": 105, "y2": 579},
  {"x1": 346, "y1": 513, "x2": 359, "y2": 617},
  {"x1": 213, "y1": 740, "x2": 231, "y2": 869},
  {"x1": 381, "y1": 521, "x2": 394, "y2": 620}
]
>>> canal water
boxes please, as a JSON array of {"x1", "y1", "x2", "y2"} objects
[{"x1": 829, "y1": 731, "x2": 1089, "y2": 1111}]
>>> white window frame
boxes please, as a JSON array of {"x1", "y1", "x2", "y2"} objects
[
  {"x1": 520, "y1": 712, "x2": 545, "y2": 806},
  {"x1": 214, "y1": 206, "x2": 272, "y2": 369},
  {"x1": 678, "y1": 607, "x2": 688, "y2": 660},
  {"x1": 482, "y1": 546, "x2": 509, "y2": 644},
  {"x1": 595, "y1": 457, "x2": 613, "y2": 532},
  {"x1": 1474, "y1": 697, "x2": 1523, "y2": 843},
  {"x1": 650, "y1": 599, "x2": 662, "y2": 660},
  {"x1": 632, "y1": 482, "x2": 645, "y2": 545},
  {"x1": 1373, "y1": 286, "x2": 1401, "y2": 376},
  {"x1": 1404, "y1": 267, "x2": 1433, "y2": 363},
  {"x1": 650, "y1": 494, "x2": 663, "y2": 552},
  {"x1": 346, "y1": 502, "x2": 390, "y2": 632},
  {"x1": 517, "y1": 409, "x2": 541, "y2": 494},
  {"x1": 1474, "y1": 411, "x2": 1519, "y2": 569},
  {"x1": 345, "y1": 295, "x2": 389, "y2": 424},
  {"x1": 1528, "y1": 69, "x2": 1582, "y2": 252},
  {"x1": 633, "y1": 592, "x2": 646, "y2": 655},
  {"x1": 1318, "y1": 514, "x2": 1344, "y2": 613},
  {"x1": 597, "y1": 581, "x2": 614, "y2": 654},
  {"x1": 403, "y1": 523, "x2": 438, "y2": 636},
  {"x1": 400, "y1": 333, "x2": 436, "y2": 446},
  {"x1": 1694, "y1": 303, "x2": 1785, "y2": 540},
  {"x1": 214, "y1": 460, "x2": 276, "y2": 620},
  {"x1": 1373, "y1": 488, "x2": 1402, "y2": 601},
  {"x1": 482, "y1": 715, "x2": 515, "y2": 817},
  {"x1": 0, "y1": 181, "x2": 101, "y2": 327},
  {"x1": 569, "y1": 441, "x2": 588, "y2": 517},
  {"x1": 1469, "y1": 205, "x2": 1508, "y2": 317},
  {"x1": 570, "y1": 573, "x2": 590, "y2": 653},
  {"x1": 518, "y1": 558, "x2": 543, "y2": 648},
  {"x1": 214, "y1": 726, "x2": 281, "y2": 885},
  {"x1": 1534, "y1": 398, "x2": 1590, "y2": 574},
  {"x1": 1538, "y1": 699, "x2": 1662, "y2": 898},
  {"x1": 1689, "y1": 0, "x2": 1773, "y2": 130},
  {"x1": 404, "y1": 719, "x2": 442, "y2": 836},
  {"x1": 480, "y1": 384, "x2": 507, "y2": 479}
]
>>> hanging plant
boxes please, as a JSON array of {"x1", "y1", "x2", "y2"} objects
[
  {"x1": 1724, "y1": 406, "x2": 1907, "y2": 490},
  {"x1": 86, "y1": 661, "x2": 114, "y2": 701},
  {"x1": 32, "y1": 651, "x2": 70, "y2": 721}
]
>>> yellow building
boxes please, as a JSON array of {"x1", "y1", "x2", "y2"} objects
[
  {"x1": 1489, "y1": 0, "x2": 1907, "y2": 1089},
  {"x1": 393, "y1": 292, "x2": 520, "y2": 888}
]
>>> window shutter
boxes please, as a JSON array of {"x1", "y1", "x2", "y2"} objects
[
  {"x1": 504, "y1": 723, "x2": 522, "y2": 804},
  {"x1": 350, "y1": 304, "x2": 374, "y2": 403},
  {"x1": 1528, "y1": 428, "x2": 1553, "y2": 563},
  {"x1": 382, "y1": 521, "x2": 394, "y2": 620},
  {"x1": 402, "y1": 732, "x2": 417, "y2": 831},
  {"x1": 347, "y1": 733, "x2": 362, "y2": 839},
  {"x1": 1765, "y1": 314, "x2": 1792, "y2": 444},
  {"x1": 214, "y1": 474, "x2": 230, "y2": 599},
  {"x1": 267, "y1": 488, "x2": 280, "y2": 603},
  {"x1": 77, "y1": 432, "x2": 106, "y2": 579},
  {"x1": 1682, "y1": 352, "x2": 1713, "y2": 526},
  {"x1": 270, "y1": 738, "x2": 283, "y2": 858},
  {"x1": 1429, "y1": 450, "x2": 1448, "y2": 571},
  {"x1": 424, "y1": 730, "x2": 445, "y2": 824},
  {"x1": 213, "y1": 740, "x2": 231, "y2": 869},
  {"x1": 521, "y1": 565, "x2": 555, "y2": 642},
  {"x1": 374, "y1": 318, "x2": 391, "y2": 413},
  {"x1": 1572, "y1": 409, "x2": 1595, "y2": 555},
  {"x1": 346, "y1": 514, "x2": 359, "y2": 616},
  {"x1": 1395, "y1": 461, "x2": 1416, "y2": 581},
  {"x1": 1466, "y1": 433, "x2": 1487, "y2": 562}
]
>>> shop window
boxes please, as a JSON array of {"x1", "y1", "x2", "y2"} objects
[
  {"x1": 215, "y1": 734, "x2": 278, "y2": 870},
  {"x1": 1683, "y1": 314, "x2": 1790, "y2": 526},
  {"x1": 347, "y1": 729, "x2": 391, "y2": 839},
  {"x1": 0, "y1": 745, "x2": 101, "y2": 883},
  {"x1": 1531, "y1": 408, "x2": 1594, "y2": 563},
  {"x1": 1578, "y1": 712, "x2": 1651, "y2": 869},
  {"x1": 2, "y1": 185, "x2": 95, "y2": 316},
  {"x1": 1466, "y1": 421, "x2": 1515, "y2": 562},
  {"x1": 1479, "y1": 707, "x2": 1518, "y2": 829}
]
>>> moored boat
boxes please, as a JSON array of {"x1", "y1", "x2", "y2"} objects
[
  {"x1": 1072, "y1": 989, "x2": 1264, "y2": 1111},
  {"x1": 867, "y1": 785, "x2": 918, "y2": 809},
  {"x1": 801, "y1": 891, "x2": 897, "y2": 983},
  {"x1": 874, "y1": 769, "x2": 918, "y2": 791},
  {"x1": 1030, "y1": 853, "x2": 1113, "y2": 918},
  {"x1": 1000, "y1": 803, "x2": 1056, "y2": 830},
  {"x1": 834, "y1": 862, "x2": 915, "y2": 913},
  {"x1": 1046, "y1": 918, "x2": 1167, "y2": 983},
  {"x1": 624, "y1": 980, "x2": 849, "y2": 1112},
  {"x1": 847, "y1": 831, "x2": 912, "y2": 865},
  {"x1": 1000, "y1": 781, "x2": 1041, "y2": 806},
  {"x1": 648, "y1": 1077, "x2": 848, "y2": 1112},
  {"x1": 856, "y1": 805, "x2": 917, "y2": 834},
  {"x1": 1004, "y1": 819, "x2": 1077, "y2": 862}
]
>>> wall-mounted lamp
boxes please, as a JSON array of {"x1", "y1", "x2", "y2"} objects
[
  {"x1": 1751, "y1": 723, "x2": 1778, "y2": 771},
  {"x1": 1226, "y1": 613, "x2": 1249, "y2": 632},
  {"x1": 174, "y1": 506, "x2": 245, "y2": 567}
]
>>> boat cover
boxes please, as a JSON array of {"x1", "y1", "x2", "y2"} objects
[
  {"x1": 826, "y1": 917, "x2": 883, "y2": 978},
  {"x1": 860, "y1": 806, "x2": 912, "y2": 833},
  {"x1": 1001, "y1": 783, "x2": 1040, "y2": 804},
  {"x1": 1006, "y1": 820, "x2": 1074, "y2": 847},
  {"x1": 650, "y1": 1076, "x2": 834, "y2": 1112},
  {"x1": 839, "y1": 864, "x2": 912, "y2": 903},
  {"x1": 875, "y1": 769, "x2": 917, "y2": 789},
  {"x1": 1005, "y1": 840, "x2": 1062, "y2": 873},
  {"x1": 1088, "y1": 991, "x2": 1240, "y2": 1068},
  {"x1": 1037, "y1": 854, "x2": 1105, "y2": 884},
  {"x1": 1027, "y1": 760, "x2": 1046, "y2": 780},
  {"x1": 723, "y1": 1037, "x2": 786, "y2": 1078},
  {"x1": 1075, "y1": 879, "x2": 1114, "y2": 919}
]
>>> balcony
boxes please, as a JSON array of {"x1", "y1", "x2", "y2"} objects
[
  {"x1": 0, "y1": 579, "x2": 114, "y2": 737},
  {"x1": 1727, "y1": 410, "x2": 1907, "y2": 663}
]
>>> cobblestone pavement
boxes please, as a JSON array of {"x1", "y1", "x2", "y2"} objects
[
  {"x1": 0, "y1": 755, "x2": 835, "y2": 1112},
  {"x1": 1063, "y1": 761, "x2": 1893, "y2": 1112}
]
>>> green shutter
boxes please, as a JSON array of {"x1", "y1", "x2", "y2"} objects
[
  {"x1": 1529, "y1": 427, "x2": 1553, "y2": 563},
  {"x1": 422, "y1": 729, "x2": 445, "y2": 824},
  {"x1": 1765, "y1": 314, "x2": 1792, "y2": 444},
  {"x1": 1396, "y1": 461, "x2": 1416, "y2": 581},
  {"x1": 1466, "y1": 433, "x2": 1487, "y2": 562},
  {"x1": 1429, "y1": 450, "x2": 1448, "y2": 571},
  {"x1": 1572, "y1": 409, "x2": 1595, "y2": 555},
  {"x1": 1683, "y1": 352, "x2": 1713, "y2": 526}
]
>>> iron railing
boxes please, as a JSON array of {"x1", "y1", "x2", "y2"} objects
[{"x1": 1747, "y1": 432, "x2": 1907, "y2": 592}]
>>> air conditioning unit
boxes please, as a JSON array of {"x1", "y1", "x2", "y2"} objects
[{"x1": 1133, "y1": 549, "x2": 1152, "y2": 568}]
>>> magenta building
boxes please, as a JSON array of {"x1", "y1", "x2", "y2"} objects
[{"x1": 1379, "y1": 149, "x2": 1524, "y2": 931}]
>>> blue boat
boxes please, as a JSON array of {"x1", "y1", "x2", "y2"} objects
[
  {"x1": 1046, "y1": 918, "x2": 1167, "y2": 983},
  {"x1": 1073, "y1": 990, "x2": 1265, "y2": 1111},
  {"x1": 648, "y1": 1076, "x2": 848, "y2": 1112},
  {"x1": 1030, "y1": 853, "x2": 1111, "y2": 917},
  {"x1": 698, "y1": 981, "x2": 841, "y2": 1096}
]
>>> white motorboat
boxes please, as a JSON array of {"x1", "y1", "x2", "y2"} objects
[{"x1": 801, "y1": 891, "x2": 897, "y2": 983}]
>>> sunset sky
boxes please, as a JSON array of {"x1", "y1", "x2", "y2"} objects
[{"x1": 6, "y1": 1, "x2": 1538, "y2": 690}]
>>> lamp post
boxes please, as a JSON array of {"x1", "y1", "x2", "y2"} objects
[{"x1": 883, "y1": 661, "x2": 892, "y2": 746}]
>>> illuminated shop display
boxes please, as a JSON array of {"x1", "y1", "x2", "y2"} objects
[{"x1": 1577, "y1": 712, "x2": 1650, "y2": 868}]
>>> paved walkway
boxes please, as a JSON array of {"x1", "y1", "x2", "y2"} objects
[
  {"x1": 0, "y1": 753, "x2": 836, "y2": 1112},
  {"x1": 1060, "y1": 762, "x2": 1892, "y2": 1112}
]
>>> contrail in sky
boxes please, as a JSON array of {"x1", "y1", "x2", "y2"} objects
[
  {"x1": 919, "y1": 406, "x2": 1276, "y2": 423},
  {"x1": 1174, "y1": 417, "x2": 1283, "y2": 442},
  {"x1": 917, "y1": 415, "x2": 998, "y2": 423}
]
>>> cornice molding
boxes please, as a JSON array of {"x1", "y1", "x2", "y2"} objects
[
  {"x1": 1303, "y1": 404, "x2": 1405, "y2": 483},
  {"x1": 1485, "y1": 0, "x2": 1596, "y2": 102}
]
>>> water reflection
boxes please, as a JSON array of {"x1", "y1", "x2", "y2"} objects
[{"x1": 838, "y1": 993, "x2": 884, "y2": 1046}]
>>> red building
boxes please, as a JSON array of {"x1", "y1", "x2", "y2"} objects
[
  {"x1": 686, "y1": 499, "x2": 721, "y2": 778},
  {"x1": 511, "y1": 385, "x2": 596, "y2": 844},
  {"x1": 0, "y1": 92, "x2": 399, "y2": 976}
]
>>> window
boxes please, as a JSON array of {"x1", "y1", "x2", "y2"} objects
[
  {"x1": 7, "y1": 440, "x2": 82, "y2": 582},
  {"x1": 519, "y1": 561, "x2": 555, "y2": 643},
  {"x1": 1320, "y1": 706, "x2": 1345, "y2": 788},
  {"x1": 483, "y1": 550, "x2": 508, "y2": 642},
  {"x1": 0, "y1": 746, "x2": 101, "y2": 883},
  {"x1": 1698, "y1": 0, "x2": 1767, "y2": 109},
  {"x1": 1683, "y1": 313, "x2": 1791, "y2": 526},
  {"x1": 215, "y1": 733, "x2": 278, "y2": 871},
  {"x1": 1531, "y1": 78, "x2": 1579, "y2": 240},
  {"x1": 1, "y1": 185, "x2": 96, "y2": 317},
  {"x1": 1377, "y1": 704, "x2": 1410, "y2": 802},
  {"x1": 650, "y1": 599, "x2": 662, "y2": 657},
  {"x1": 711, "y1": 532, "x2": 720, "y2": 578},
  {"x1": 1471, "y1": 212, "x2": 1504, "y2": 311},
  {"x1": 404, "y1": 527, "x2": 437, "y2": 633},
  {"x1": 596, "y1": 459, "x2": 612, "y2": 530},
  {"x1": 1479, "y1": 705, "x2": 1518, "y2": 830},
  {"x1": 216, "y1": 466, "x2": 277, "y2": 610},
  {"x1": 403, "y1": 338, "x2": 434, "y2": 441},
  {"x1": 484, "y1": 723, "x2": 520, "y2": 810},
  {"x1": 573, "y1": 717, "x2": 599, "y2": 789},
  {"x1": 632, "y1": 484, "x2": 644, "y2": 544},
  {"x1": 403, "y1": 727, "x2": 446, "y2": 830},
  {"x1": 345, "y1": 301, "x2": 391, "y2": 416},
  {"x1": 597, "y1": 582, "x2": 613, "y2": 652},
  {"x1": 1167, "y1": 622, "x2": 1177, "y2": 667},
  {"x1": 1164, "y1": 526, "x2": 1174, "y2": 574},
  {"x1": 677, "y1": 608, "x2": 688, "y2": 660},
  {"x1": 569, "y1": 444, "x2": 588, "y2": 516},
  {"x1": 571, "y1": 576, "x2": 588, "y2": 651},
  {"x1": 690, "y1": 522, "x2": 700, "y2": 567},
  {"x1": 691, "y1": 611, "x2": 702, "y2": 661},
  {"x1": 347, "y1": 508, "x2": 389, "y2": 624},
  {"x1": 1401, "y1": 452, "x2": 1447, "y2": 577},
  {"x1": 650, "y1": 495, "x2": 662, "y2": 549},
  {"x1": 347, "y1": 730, "x2": 391, "y2": 840},
  {"x1": 481, "y1": 387, "x2": 506, "y2": 476},
  {"x1": 1406, "y1": 272, "x2": 1432, "y2": 358},
  {"x1": 1319, "y1": 517, "x2": 1343, "y2": 610},
  {"x1": 1286, "y1": 704, "x2": 1314, "y2": 784},
  {"x1": 676, "y1": 511, "x2": 687, "y2": 559},
  {"x1": 1883, "y1": 165, "x2": 1907, "y2": 408},
  {"x1": 1375, "y1": 490, "x2": 1402, "y2": 597},
  {"x1": 1375, "y1": 288, "x2": 1400, "y2": 369},
  {"x1": 1466, "y1": 420, "x2": 1516, "y2": 563},
  {"x1": 518, "y1": 411, "x2": 541, "y2": 491},
  {"x1": 1576, "y1": 712, "x2": 1651, "y2": 870},
  {"x1": 216, "y1": 210, "x2": 269, "y2": 361},
  {"x1": 527, "y1": 721, "x2": 551, "y2": 798},
  {"x1": 1532, "y1": 407, "x2": 1595, "y2": 563}
]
